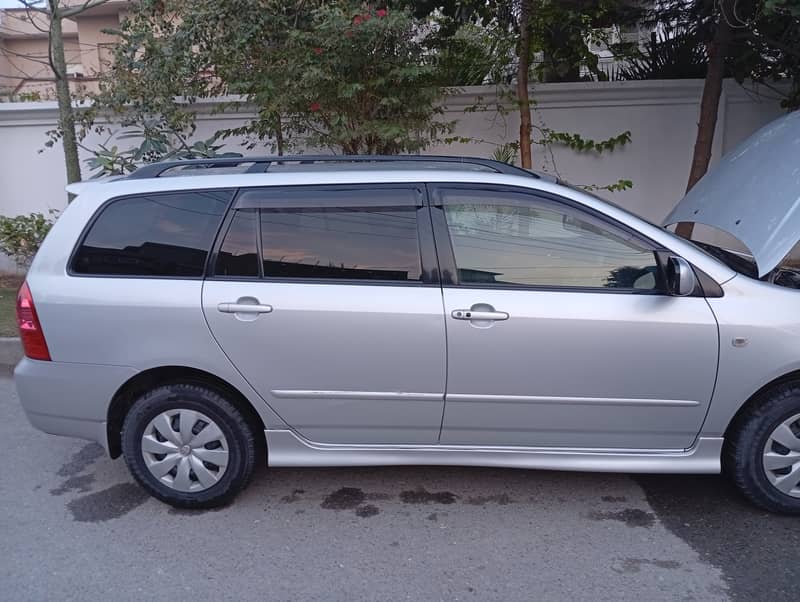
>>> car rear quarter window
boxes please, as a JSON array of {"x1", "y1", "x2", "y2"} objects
[{"x1": 72, "y1": 190, "x2": 232, "y2": 277}]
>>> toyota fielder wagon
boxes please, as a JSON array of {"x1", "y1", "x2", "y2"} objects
[{"x1": 15, "y1": 113, "x2": 800, "y2": 512}]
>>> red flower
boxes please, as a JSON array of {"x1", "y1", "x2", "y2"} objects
[
  {"x1": 309, "y1": 102, "x2": 321, "y2": 112},
  {"x1": 362, "y1": 13, "x2": 371, "y2": 21},
  {"x1": 313, "y1": 47, "x2": 323, "y2": 55},
  {"x1": 353, "y1": 15, "x2": 363, "y2": 25},
  {"x1": 376, "y1": 8, "x2": 387, "y2": 17}
]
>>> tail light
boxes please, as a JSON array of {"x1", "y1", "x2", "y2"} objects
[{"x1": 16, "y1": 282, "x2": 51, "y2": 361}]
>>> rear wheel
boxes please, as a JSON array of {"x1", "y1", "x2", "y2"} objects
[
  {"x1": 121, "y1": 384, "x2": 256, "y2": 509},
  {"x1": 724, "y1": 382, "x2": 800, "y2": 514}
]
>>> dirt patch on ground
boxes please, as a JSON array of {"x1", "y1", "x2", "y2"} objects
[
  {"x1": 0, "y1": 275, "x2": 23, "y2": 289},
  {"x1": 0, "y1": 287, "x2": 18, "y2": 337}
]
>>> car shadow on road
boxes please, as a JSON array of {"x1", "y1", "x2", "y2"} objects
[
  {"x1": 48, "y1": 441, "x2": 800, "y2": 602},
  {"x1": 635, "y1": 474, "x2": 800, "y2": 602}
]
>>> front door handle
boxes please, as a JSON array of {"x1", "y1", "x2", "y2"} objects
[
  {"x1": 218, "y1": 302, "x2": 273, "y2": 314},
  {"x1": 451, "y1": 309, "x2": 509, "y2": 321}
]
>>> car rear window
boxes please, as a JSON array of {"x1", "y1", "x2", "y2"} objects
[{"x1": 72, "y1": 190, "x2": 232, "y2": 277}]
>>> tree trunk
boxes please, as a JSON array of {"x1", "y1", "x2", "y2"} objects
[
  {"x1": 517, "y1": 0, "x2": 533, "y2": 169},
  {"x1": 675, "y1": 2, "x2": 732, "y2": 239},
  {"x1": 273, "y1": 113, "x2": 284, "y2": 156},
  {"x1": 49, "y1": 4, "x2": 82, "y2": 190}
]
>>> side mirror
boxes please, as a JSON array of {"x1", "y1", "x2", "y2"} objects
[{"x1": 666, "y1": 256, "x2": 697, "y2": 297}]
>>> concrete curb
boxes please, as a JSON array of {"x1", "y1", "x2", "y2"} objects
[{"x1": 0, "y1": 337, "x2": 22, "y2": 368}]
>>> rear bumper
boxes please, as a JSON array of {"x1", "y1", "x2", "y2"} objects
[{"x1": 14, "y1": 358, "x2": 137, "y2": 452}]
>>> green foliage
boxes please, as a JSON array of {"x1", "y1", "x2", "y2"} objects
[
  {"x1": 729, "y1": 3, "x2": 800, "y2": 109},
  {"x1": 0, "y1": 212, "x2": 55, "y2": 269},
  {"x1": 84, "y1": 124, "x2": 241, "y2": 177},
  {"x1": 412, "y1": 0, "x2": 642, "y2": 84},
  {"x1": 16, "y1": 91, "x2": 43, "y2": 102},
  {"x1": 94, "y1": 1, "x2": 453, "y2": 155},
  {"x1": 437, "y1": 22, "x2": 515, "y2": 86},
  {"x1": 527, "y1": 0, "x2": 641, "y2": 83},
  {"x1": 764, "y1": 0, "x2": 800, "y2": 17},
  {"x1": 491, "y1": 142, "x2": 519, "y2": 164},
  {"x1": 540, "y1": 129, "x2": 631, "y2": 153},
  {"x1": 581, "y1": 178, "x2": 633, "y2": 193},
  {"x1": 645, "y1": 1, "x2": 800, "y2": 109},
  {"x1": 86, "y1": 144, "x2": 137, "y2": 176},
  {"x1": 281, "y1": 4, "x2": 453, "y2": 154},
  {"x1": 617, "y1": 32, "x2": 707, "y2": 80}
]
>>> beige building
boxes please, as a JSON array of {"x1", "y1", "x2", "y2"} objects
[{"x1": 0, "y1": 0, "x2": 128, "y2": 100}]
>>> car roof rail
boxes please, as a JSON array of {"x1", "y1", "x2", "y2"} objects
[{"x1": 125, "y1": 154, "x2": 544, "y2": 180}]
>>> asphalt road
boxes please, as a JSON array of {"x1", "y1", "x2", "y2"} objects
[{"x1": 1, "y1": 373, "x2": 798, "y2": 601}]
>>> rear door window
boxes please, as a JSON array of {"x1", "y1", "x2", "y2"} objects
[
  {"x1": 215, "y1": 209, "x2": 260, "y2": 277},
  {"x1": 260, "y1": 207, "x2": 421, "y2": 281},
  {"x1": 222, "y1": 186, "x2": 425, "y2": 283},
  {"x1": 72, "y1": 190, "x2": 232, "y2": 277}
]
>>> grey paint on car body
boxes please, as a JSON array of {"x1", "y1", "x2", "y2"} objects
[{"x1": 12, "y1": 152, "x2": 800, "y2": 500}]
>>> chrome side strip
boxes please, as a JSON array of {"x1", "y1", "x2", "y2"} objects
[
  {"x1": 270, "y1": 390, "x2": 443, "y2": 401},
  {"x1": 268, "y1": 390, "x2": 698, "y2": 407},
  {"x1": 447, "y1": 394, "x2": 701, "y2": 407},
  {"x1": 265, "y1": 429, "x2": 723, "y2": 474}
]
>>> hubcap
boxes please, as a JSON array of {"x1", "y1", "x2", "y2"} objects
[
  {"x1": 762, "y1": 412, "x2": 800, "y2": 498},
  {"x1": 141, "y1": 409, "x2": 229, "y2": 493}
]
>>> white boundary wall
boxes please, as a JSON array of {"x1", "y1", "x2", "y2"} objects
[{"x1": 0, "y1": 79, "x2": 787, "y2": 272}]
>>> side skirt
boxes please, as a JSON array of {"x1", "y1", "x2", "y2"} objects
[{"x1": 265, "y1": 429, "x2": 723, "y2": 474}]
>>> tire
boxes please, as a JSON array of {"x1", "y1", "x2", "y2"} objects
[
  {"x1": 724, "y1": 381, "x2": 800, "y2": 514},
  {"x1": 121, "y1": 383, "x2": 257, "y2": 509}
]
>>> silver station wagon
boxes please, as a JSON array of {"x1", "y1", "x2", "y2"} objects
[{"x1": 15, "y1": 112, "x2": 800, "y2": 512}]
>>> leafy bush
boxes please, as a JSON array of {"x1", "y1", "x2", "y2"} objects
[
  {"x1": 0, "y1": 212, "x2": 55, "y2": 269},
  {"x1": 492, "y1": 143, "x2": 519, "y2": 165},
  {"x1": 617, "y1": 32, "x2": 707, "y2": 81},
  {"x1": 86, "y1": 124, "x2": 242, "y2": 177},
  {"x1": 100, "y1": 1, "x2": 453, "y2": 156}
]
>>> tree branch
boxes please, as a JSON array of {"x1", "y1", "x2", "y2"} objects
[
  {"x1": 16, "y1": 1, "x2": 47, "y2": 14},
  {"x1": 0, "y1": 44, "x2": 53, "y2": 66},
  {"x1": 745, "y1": 30, "x2": 800, "y2": 58},
  {"x1": 61, "y1": 0, "x2": 112, "y2": 18},
  {"x1": 3, "y1": 9, "x2": 50, "y2": 34}
]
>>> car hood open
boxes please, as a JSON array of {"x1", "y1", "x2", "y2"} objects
[{"x1": 664, "y1": 110, "x2": 800, "y2": 277}]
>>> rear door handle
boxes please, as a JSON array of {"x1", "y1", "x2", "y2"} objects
[
  {"x1": 451, "y1": 309, "x2": 509, "y2": 321},
  {"x1": 218, "y1": 302, "x2": 273, "y2": 314}
]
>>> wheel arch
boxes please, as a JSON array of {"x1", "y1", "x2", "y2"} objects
[
  {"x1": 723, "y1": 369, "x2": 800, "y2": 442},
  {"x1": 107, "y1": 365, "x2": 266, "y2": 460}
]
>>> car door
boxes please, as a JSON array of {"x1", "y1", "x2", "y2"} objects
[
  {"x1": 431, "y1": 184, "x2": 719, "y2": 450},
  {"x1": 203, "y1": 184, "x2": 446, "y2": 445}
]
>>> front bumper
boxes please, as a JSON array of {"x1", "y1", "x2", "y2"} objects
[{"x1": 14, "y1": 358, "x2": 137, "y2": 453}]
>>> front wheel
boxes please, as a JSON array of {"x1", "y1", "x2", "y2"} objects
[
  {"x1": 121, "y1": 384, "x2": 257, "y2": 509},
  {"x1": 724, "y1": 382, "x2": 800, "y2": 514}
]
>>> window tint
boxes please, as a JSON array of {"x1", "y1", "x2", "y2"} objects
[
  {"x1": 260, "y1": 207, "x2": 422, "y2": 281},
  {"x1": 442, "y1": 192, "x2": 658, "y2": 290},
  {"x1": 72, "y1": 190, "x2": 231, "y2": 277},
  {"x1": 215, "y1": 209, "x2": 259, "y2": 277}
]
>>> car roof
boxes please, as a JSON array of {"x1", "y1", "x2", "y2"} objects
[
  {"x1": 68, "y1": 168, "x2": 547, "y2": 198},
  {"x1": 122, "y1": 154, "x2": 549, "y2": 180},
  {"x1": 67, "y1": 154, "x2": 559, "y2": 196}
]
